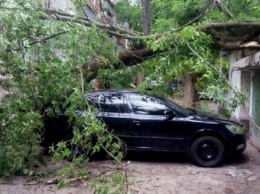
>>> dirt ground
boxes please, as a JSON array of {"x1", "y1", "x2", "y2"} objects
[{"x1": 1, "y1": 141, "x2": 260, "y2": 194}]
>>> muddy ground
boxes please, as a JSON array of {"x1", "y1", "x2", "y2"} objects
[{"x1": 1, "y1": 141, "x2": 260, "y2": 194}]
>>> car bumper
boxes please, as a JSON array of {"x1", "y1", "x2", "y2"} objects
[{"x1": 229, "y1": 133, "x2": 246, "y2": 153}]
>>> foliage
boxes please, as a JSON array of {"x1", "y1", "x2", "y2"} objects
[
  {"x1": 0, "y1": 111, "x2": 42, "y2": 176},
  {"x1": 0, "y1": 0, "x2": 259, "y2": 191},
  {"x1": 224, "y1": 0, "x2": 260, "y2": 20},
  {"x1": 114, "y1": 0, "x2": 142, "y2": 31},
  {"x1": 141, "y1": 27, "x2": 214, "y2": 91},
  {"x1": 98, "y1": 66, "x2": 141, "y2": 89},
  {"x1": 0, "y1": 1, "x2": 126, "y2": 191},
  {"x1": 91, "y1": 171, "x2": 128, "y2": 194},
  {"x1": 114, "y1": 0, "x2": 257, "y2": 116},
  {"x1": 151, "y1": 0, "x2": 211, "y2": 32},
  {"x1": 151, "y1": 0, "x2": 260, "y2": 29}
]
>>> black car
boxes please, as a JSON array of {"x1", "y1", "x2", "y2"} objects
[{"x1": 43, "y1": 90, "x2": 246, "y2": 167}]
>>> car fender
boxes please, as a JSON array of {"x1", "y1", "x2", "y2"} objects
[{"x1": 187, "y1": 128, "x2": 229, "y2": 154}]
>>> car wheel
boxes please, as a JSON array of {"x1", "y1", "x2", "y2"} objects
[{"x1": 190, "y1": 136, "x2": 225, "y2": 167}]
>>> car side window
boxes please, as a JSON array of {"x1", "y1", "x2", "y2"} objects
[
  {"x1": 97, "y1": 93, "x2": 130, "y2": 113},
  {"x1": 128, "y1": 93, "x2": 170, "y2": 115}
]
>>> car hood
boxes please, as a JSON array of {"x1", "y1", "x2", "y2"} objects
[
  {"x1": 194, "y1": 110, "x2": 221, "y2": 119},
  {"x1": 190, "y1": 109, "x2": 240, "y2": 125}
]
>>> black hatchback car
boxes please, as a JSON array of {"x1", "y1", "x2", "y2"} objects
[
  {"x1": 43, "y1": 90, "x2": 246, "y2": 167},
  {"x1": 85, "y1": 90, "x2": 246, "y2": 167}
]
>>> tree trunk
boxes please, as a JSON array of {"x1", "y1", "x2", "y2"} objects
[
  {"x1": 136, "y1": 0, "x2": 151, "y2": 86},
  {"x1": 183, "y1": 74, "x2": 194, "y2": 108},
  {"x1": 141, "y1": 0, "x2": 151, "y2": 35},
  {"x1": 136, "y1": 72, "x2": 144, "y2": 87}
]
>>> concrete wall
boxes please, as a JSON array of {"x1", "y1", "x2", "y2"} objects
[
  {"x1": 85, "y1": 6, "x2": 98, "y2": 20},
  {"x1": 229, "y1": 69, "x2": 250, "y2": 120},
  {"x1": 228, "y1": 50, "x2": 259, "y2": 120},
  {"x1": 45, "y1": 0, "x2": 75, "y2": 12},
  {"x1": 228, "y1": 51, "x2": 260, "y2": 147},
  {"x1": 228, "y1": 51, "x2": 245, "y2": 120},
  {"x1": 240, "y1": 71, "x2": 251, "y2": 119},
  {"x1": 251, "y1": 70, "x2": 260, "y2": 148}
]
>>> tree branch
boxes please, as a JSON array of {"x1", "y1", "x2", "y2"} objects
[
  {"x1": 37, "y1": 8, "x2": 141, "y2": 37},
  {"x1": 6, "y1": 31, "x2": 67, "y2": 52},
  {"x1": 41, "y1": 14, "x2": 149, "y2": 40},
  {"x1": 201, "y1": 21, "x2": 260, "y2": 29},
  {"x1": 170, "y1": 0, "x2": 213, "y2": 33},
  {"x1": 215, "y1": 0, "x2": 234, "y2": 19},
  {"x1": 187, "y1": 42, "x2": 229, "y2": 83}
]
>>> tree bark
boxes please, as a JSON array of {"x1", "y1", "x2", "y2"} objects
[
  {"x1": 136, "y1": 72, "x2": 144, "y2": 87},
  {"x1": 141, "y1": 0, "x2": 151, "y2": 35},
  {"x1": 135, "y1": 0, "x2": 151, "y2": 86},
  {"x1": 39, "y1": 8, "x2": 260, "y2": 50},
  {"x1": 183, "y1": 74, "x2": 194, "y2": 108}
]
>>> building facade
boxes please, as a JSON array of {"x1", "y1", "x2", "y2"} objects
[{"x1": 203, "y1": 22, "x2": 260, "y2": 149}]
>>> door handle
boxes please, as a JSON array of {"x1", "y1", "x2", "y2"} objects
[{"x1": 133, "y1": 120, "x2": 140, "y2": 126}]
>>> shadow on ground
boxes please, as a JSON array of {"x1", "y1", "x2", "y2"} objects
[
  {"x1": 124, "y1": 151, "x2": 188, "y2": 163},
  {"x1": 92, "y1": 149, "x2": 248, "y2": 167}
]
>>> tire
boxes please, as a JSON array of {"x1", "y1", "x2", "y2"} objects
[{"x1": 190, "y1": 136, "x2": 225, "y2": 167}]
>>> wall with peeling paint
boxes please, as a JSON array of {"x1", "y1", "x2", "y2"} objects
[
  {"x1": 251, "y1": 70, "x2": 260, "y2": 148},
  {"x1": 228, "y1": 51, "x2": 260, "y2": 148}
]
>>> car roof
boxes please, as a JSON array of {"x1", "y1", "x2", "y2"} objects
[
  {"x1": 87, "y1": 89, "x2": 170, "y2": 102},
  {"x1": 87, "y1": 89, "x2": 168, "y2": 99},
  {"x1": 88, "y1": 89, "x2": 138, "y2": 95}
]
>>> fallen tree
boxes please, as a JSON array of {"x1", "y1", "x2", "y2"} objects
[{"x1": 0, "y1": 0, "x2": 259, "y2": 191}]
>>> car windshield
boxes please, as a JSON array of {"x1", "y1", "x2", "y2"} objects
[{"x1": 157, "y1": 96, "x2": 195, "y2": 115}]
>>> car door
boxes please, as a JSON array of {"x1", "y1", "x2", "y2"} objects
[
  {"x1": 127, "y1": 93, "x2": 186, "y2": 152},
  {"x1": 92, "y1": 92, "x2": 132, "y2": 146}
]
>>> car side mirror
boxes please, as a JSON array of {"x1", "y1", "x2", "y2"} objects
[{"x1": 164, "y1": 110, "x2": 175, "y2": 120}]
